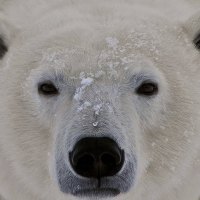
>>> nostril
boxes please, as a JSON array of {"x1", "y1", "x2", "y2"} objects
[
  {"x1": 101, "y1": 153, "x2": 119, "y2": 166},
  {"x1": 76, "y1": 153, "x2": 95, "y2": 169},
  {"x1": 72, "y1": 152, "x2": 95, "y2": 165}
]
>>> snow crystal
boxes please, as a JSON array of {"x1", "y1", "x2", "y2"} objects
[
  {"x1": 170, "y1": 166, "x2": 175, "y2": 172},
  {"x1": 151, "y1": 142, "x2": 156, "y2": 147},
  {"x1": 164, "y1": 138, "x2": 169, "y2": 143},
  {"x1": 95, "y1": 70, "x2": 105, "y2": 78},
  {"x1": 41, "y1": 48, "x2": 76, "y2": 69},
  {"x1": 79, "y1": 72, "x2": 85, "y2": 79},
  {"x1": 77, "y1": 185, "x2": 81, "y2": 190},
  {"x1": 160, "y1": 125, "x2": 166, "y2": 130},
  {"x1": 106, "y1": 37, "x2": 119, "y2": 50},
  {"x1": 92, "y1": 121, "x2": 99, "y2": 127},
  {"x1": 120, "y1": 57, "x2": 133, "y2": 65},
  {"x1": 187, "y1": 139, "x2": 191, "y2": 143},
  {"x1": 124, "y1": 66, "x2": 129, "y2": 71}
]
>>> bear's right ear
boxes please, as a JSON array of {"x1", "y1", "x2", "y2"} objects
[
  {"x1": 0, "y1": 14, "x2": 17, "y2": 59},
  {"x1": 183, "y1": 10, "x2": 200, "y2": 50},
  {"x1": 0, "y1": 35, "x2": 8, "y2": 59}
]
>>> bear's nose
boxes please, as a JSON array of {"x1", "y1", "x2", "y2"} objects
[{"x1": 69, "y1": 137, "x2": 124, "y2": 179}]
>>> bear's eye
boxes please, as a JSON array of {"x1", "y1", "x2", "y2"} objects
[
  {"x1": 193, "y1": 33, "x2": 200, "y2": 49},
  {"x1": 38, "y1": 81, "x2": 59, "y2": 96},
  {"x1": 136, "y1": 81, "x2": 158, "y2": 96}
]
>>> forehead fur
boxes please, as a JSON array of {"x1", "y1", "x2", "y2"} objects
[
  {"x1": 2, "y1": 0, "x2": 200, "y2": 105},
  {"x1": 3, "y1": 0, "x2": 199, "y2": 29}
]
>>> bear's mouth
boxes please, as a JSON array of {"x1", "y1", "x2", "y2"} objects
[{"x1": 72, "y1": 188, "x2": 120, "y2": 197}]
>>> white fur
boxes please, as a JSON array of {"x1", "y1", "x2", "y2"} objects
[{"x1": 0, "y1": 0, "x2": 200, "y2": 200}]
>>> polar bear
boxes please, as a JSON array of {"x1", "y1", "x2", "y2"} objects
[{"x1": 0, "y1": 0, "x2": 200, "y2": 200}]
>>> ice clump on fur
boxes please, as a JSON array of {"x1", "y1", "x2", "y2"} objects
[
  {"x1": 92, "y1": 121, "x2": 99, "y2": 127},
  {"x1": 77, "y1": 101, "x2": 92, "y2": 112},
  {"x1": 97, "y1": 31, "x2": 161, "y2": 80},
  {"x1": 80, "y1": 77, "x2": 93, "y2": 86},
  {"x1": 93, "y1": 104, "x2": 103, "y2": 115},
  {"x1": 74, "y1": 73, "x2": 94, "y2": 102}
]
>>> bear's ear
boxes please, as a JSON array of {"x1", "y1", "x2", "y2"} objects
[
  {"x1": 0, "y1": 36, "x2": 8, "y2": 59},
  {"x1": 0, "y1": 14, "x2": 17, "y2": 59},
  {"x1": 183, "y1": 10, "x2": 200, "y2": 50}
]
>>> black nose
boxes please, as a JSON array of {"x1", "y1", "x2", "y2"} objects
[{"x1": 69, "y1": 137, "x2": 124, "y2": 179}]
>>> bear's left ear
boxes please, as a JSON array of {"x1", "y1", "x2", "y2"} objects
[
  {"x1": 183, "y1": 10, "x2": 200, "y2": 50},
  {"x1": 0, "y1": 14, "x2": 17, "y2": 59}
]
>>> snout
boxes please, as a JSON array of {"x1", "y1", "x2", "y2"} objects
[
  {"x1": 69, "y1": 137, "x2": 125, "y2": 179},
  {"x1": 55, "y1": 136, "x2": 136, "y2": 198}
]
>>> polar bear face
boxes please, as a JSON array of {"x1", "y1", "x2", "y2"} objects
[{"x1": 0, "y1": 2, "x2": 200, "y2": 200}]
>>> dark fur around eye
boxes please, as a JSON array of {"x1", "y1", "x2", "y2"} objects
[{"x1": 0, "y1": 37, "x2": 8, "y2": 59}]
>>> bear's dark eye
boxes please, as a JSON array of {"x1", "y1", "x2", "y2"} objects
[
  {"x1": 0, "y1": 37, "x2": 8, "y2": 59},
  {"x1": 136, "y1": 81, "x2": 158, "y2": 96},
  {"x1": 38, "y1": 81, "x2": 59, "y2": 96},
  {"x1": 193, "y1": 33, "x2": 200, "y2": 49}
]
